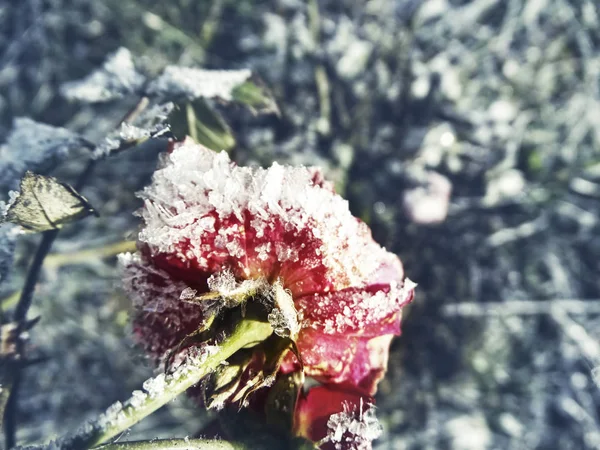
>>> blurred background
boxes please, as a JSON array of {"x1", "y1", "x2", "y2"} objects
[{"x1": 1, "y1": 0, "x2": 600, "y2": 448}]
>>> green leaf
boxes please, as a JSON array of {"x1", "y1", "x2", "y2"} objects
[
  {"x1": 169, "y1": 101, "x2": 236, "y2": 152},
  {"x1": 231, "y1": 80, "x2": 279, "y2": 115}
]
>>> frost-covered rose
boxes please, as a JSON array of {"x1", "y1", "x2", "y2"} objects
[{"x1": 121, "y1": 138, "x2": 414, "y2": 396}]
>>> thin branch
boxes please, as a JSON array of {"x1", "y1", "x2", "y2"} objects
[
  {"x1": 550, "y1": 307, "x2": 600, "y2": 365},
  {"x1": 442, "y1": 299, "x2": 600, "y2": 317},
  {"x1": 95, "y1": 438, "x2": 245, "y2": 450}
]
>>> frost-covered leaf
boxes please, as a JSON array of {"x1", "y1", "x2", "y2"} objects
[
  {"x1": 61, "y1": 48, "x2": 146, "y2": 103},
  {"x1": 4, "y1": 172, "x2": 96, "y2": 233},
  {"x1": 146, "y1": 66, "x2": 252, "y2": 101},
  {"x1": 169, "y1": 101, "x2": 235, "y2": 151},
  {"x1": 0, "y1": 118, "x2": 92, "y2": 191}
]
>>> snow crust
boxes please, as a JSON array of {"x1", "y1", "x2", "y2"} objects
[
  {"x1": 147, "y1": 67, "x2": 251, "y2": 100},
  {"x1": 61, "y1": 48, "x2": 146, "y2": 102},
  {"x1": 0, "y1": 118, "x2": 89, "y2": 190}
]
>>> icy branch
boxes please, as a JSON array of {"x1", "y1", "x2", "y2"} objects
[
  {"x1": 43, "y1": 317, "x2": 273, "y2": 450},
  {"x1": 83, "y1": 438, "x2": 246, "y2": 450},
  {"x1": 442, "y1": 299, "x2": 600, "y2": 317}
]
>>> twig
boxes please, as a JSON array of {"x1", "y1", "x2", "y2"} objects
[
  {"x1": 550, "y1": 307, "x2": 600, "y2": 365},
  {"x1": 442, "y1": 299, "x2": 600, "y2": 317},
  {"x1": 95, "y1": 438, "x2": 245, "y2": 450}
]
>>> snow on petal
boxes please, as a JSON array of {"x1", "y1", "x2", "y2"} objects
[{"x1": 137, "y1": 138, "x2": 399, "y2": 294}]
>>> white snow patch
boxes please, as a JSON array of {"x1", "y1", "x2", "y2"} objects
[
  {"x1": 147, "y1": 66, "x2": 251, "y2": 101},
  {"x1": 61, "y1": 48, "x2": 145, "y2": 102}
]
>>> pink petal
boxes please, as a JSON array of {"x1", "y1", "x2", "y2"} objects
[{"x1": 282, "y1": 329, "x2": 396, "y2": 395}]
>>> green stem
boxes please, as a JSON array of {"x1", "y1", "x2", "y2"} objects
[
  {"x1": 96, "y1": 438, "x2": 244, "y2": 450},
  {"x1": 52, "y1": 318, "x2": 273, "y2": 450}
]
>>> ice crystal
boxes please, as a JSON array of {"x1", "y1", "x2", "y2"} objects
[
  {"x1": 146, "y1": 67, "x2": 252, "y2": 101},
  {"x1": 313, "y1": 278, "x2": 416, "y2": 335},
  {"x1": 180, "y1": 287, "x2": 198, "y2": 302},
  {"x1": 61, "y1": 47, "x2": 146, "y2": 103},
  {"x1": 128, "y1": 390, "x2": 147, "y2": 409},
  {"x1": 0, "y1": 118, "x2": 90, "y2": 191},
  {"x1": 142, "y1": 372, "x2": 167, "y2": 399},
  {"x1": 207, "y1": 270, "x2": 267, "y2": 306},
  {"x1": 326, "y1": 399, "x2": 382, "y2": 450},
  {"x1": 97, "y1": 401, "x2": 127, "y2": 430},
  {"x1": 269, "y1": 280, "x2": 300, "y2": 338},
  {"x1": 93, "y1": 122, "x2": 170, "y2": 159}
]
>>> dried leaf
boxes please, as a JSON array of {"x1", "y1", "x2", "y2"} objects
[
  {"x1": 4, "y1": 172, "x2": 96, "y2": 233},
  {"x1": 265, "y1": 371, "x2": 304, "y2": 432}
]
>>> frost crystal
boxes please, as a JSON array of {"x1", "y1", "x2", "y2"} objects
[
  {"x1": 146, "y1": 66, "x2": 252, "y2": 101},
  {"x1": 97, "y1": 401, "x2": 127, "y2": 430},
  {"x1": 93, "y1": 122, "x2": 170, "y2": 159},
  {"x1": 180, "y1": 287, "x2": 198, "y2": 301},
  {"x1": 207, "y1": 270, "x2": 267, "y2": 306},
  {"x1": 128, "y1": 390, "x2": 148, "y2": 409},
  {"x1": 268, "y1": 280, "x2": 300, "y2": 338},
  {"x1": 326, "y1": 399, "x2": 382, "y2": 450},
  {"x1": 0, "y1": 118, "x2": 90, "y2": 191},
  {"x1": 61, "y1": 48, "x2": 146, "y2": 102},
  {"x1": 143, "y1": 373, "x2": 167, "y2": 399}
]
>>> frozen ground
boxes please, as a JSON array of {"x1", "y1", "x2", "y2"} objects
[{"x1": 1, "y1": 0, "x2": 600, "y2": 448}]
